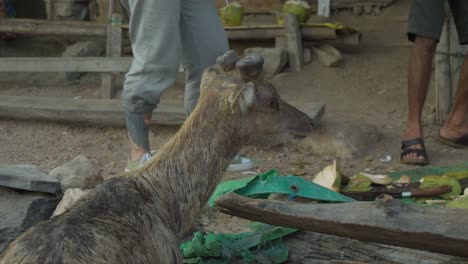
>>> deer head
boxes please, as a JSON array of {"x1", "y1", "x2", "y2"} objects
[{"x1": 197, "y1": 50, "x2": 313, "y2": 147}]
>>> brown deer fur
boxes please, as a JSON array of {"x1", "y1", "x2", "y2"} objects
[{"x1": 1, "y1": 54, "x2": 313, "y2": 264}]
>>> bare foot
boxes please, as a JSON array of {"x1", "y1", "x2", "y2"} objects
[{"x1": 440, "y1": 123, "x2": 468, "y2": 141}]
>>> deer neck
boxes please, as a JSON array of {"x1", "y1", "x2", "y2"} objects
[{"x1": 141, "y1": 98, "x2": 243, "y2": 238}]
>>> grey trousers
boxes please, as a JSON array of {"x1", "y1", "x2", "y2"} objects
[{"x1": 121, "y1": 0, "x2": 229, "y2": 115}]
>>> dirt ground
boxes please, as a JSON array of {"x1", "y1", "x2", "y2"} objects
[{"x1": 1, "y1": 0, "x2": 467, "y2": 241}]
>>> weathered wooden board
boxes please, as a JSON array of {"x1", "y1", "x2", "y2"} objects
[
  {"x1": 214, "y1": 0, "x2": 284, "y2": 13},
  {"x1": 0, "y1": 96, "x2": 325, "y2": 127},
  {"x1": 0, "y1": 165, "x2": 61, "y2": 194},
  {"x1": 0, "y1": 18, "x2": 107, "y2": 37},
  {"x1": 216, "y1": 193, "x2": 468, "y2": 258},
  {"x1": 285, "y1": 231, "x2": 468, "y2": 264},
  {"x1": 0, "y1": 57, "x2": 131, "y2": 72},
  {"x1": 330, "y1": 0, "x2": 395, "y2": 8},
  {"x1": 0, "y1": 57, "x2": 185, "y2": 73},
  {"x1": 0, "y1": 18, "x2": 338, "y2": 41},
  {"x1": 0, "y1": 96, "x2": 186, "y2": 126}
]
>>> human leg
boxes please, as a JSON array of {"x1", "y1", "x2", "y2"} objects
[
  {"x1": 439, "y1": 56, "x2": 468, "y2": 147},
  {"x1": 179, "y1": 0, "x2": 229, "y2": 115},
  {"x1": 122, "y1": 0, "x2": 182, "y2": 166},
  {"x1": 439, "y1": 1, "x2": 468, "y2": 148},
  {"x1": 401, "y1": 0, "x2": 444, "y2": 165}
]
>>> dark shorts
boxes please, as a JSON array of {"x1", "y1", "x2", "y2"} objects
[{"x1": 408, "y1": 0, "x2": 468, "y2": 45}]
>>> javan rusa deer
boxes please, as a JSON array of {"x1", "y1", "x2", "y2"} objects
[{"x1": 1, "y1": 50, "x2": 313, "y2": 263}]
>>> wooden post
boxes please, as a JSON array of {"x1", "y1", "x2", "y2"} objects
[
  {"x1": 284, "y1": 14, "x2": 303, "y2": 72},
  {"x1": 101, "y1": 11, "x2": 122, "y2": 99},
  {"x1": 435, "y1": 7, "x2": 453, "y2": 124},
  {"x1": 46, "y1": 0, "x2": 54, "y2": 20}
]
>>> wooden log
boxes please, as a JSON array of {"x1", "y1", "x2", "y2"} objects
[
  {"x1": 101, "y1": 12, "x2": 122, "y2": 99},
  {"x1": 0, "y1": 96, "x2": 186, "y2": 126},
  {"x1": 215, "y1": 193, "x2": 468, "y2": 258},
  {"x1": 285, "y1": 231, "x2": 468, "y2": 264},
  {"x1": 0, "y1": 57, "x2": 131, "y2": 72},
  {"x1": 284, "y1": 14, "x2": 303, "y2": 72}
]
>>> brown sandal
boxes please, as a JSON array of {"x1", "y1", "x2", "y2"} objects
[
  {"x1": 438, "y1": 133, "x2": 468, "y2": 149},
  {"x1": 400, "y1": 138, "x2": 429, "y2": 166}
]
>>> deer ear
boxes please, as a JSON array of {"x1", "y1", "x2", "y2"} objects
[
  {"x1": 227, "y1": 82, "x2": 255, "y2": 114},
  {"x1": 201, "y1": 66, "x2": 222, "y2": 90}
]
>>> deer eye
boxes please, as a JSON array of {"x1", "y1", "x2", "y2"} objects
[{"x1": 268, "y1": 99, "x2": 279, "y2": 111}]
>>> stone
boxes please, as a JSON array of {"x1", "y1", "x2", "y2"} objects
[
  {"x1": 353, "y1": 6, "x2": 363, "y2": 16},
  {"x1": 0, "y1": 187, "x2": 60, "y2": 254},
  {"x1": 310, "y1": 45, "x2": 343, "y2": 67},
  {"x1": 49, "y1": 155, "x2": 103, "y2": 191},
  {"x1": 52, "y1": 188, "x2": 91, "y2": 217},
  {"x1": 61, "y1": 41, "x2": 105, "y2": 81},
  {"x1": 303, "y1": 48, "x2": 312, "y2": 65},
  {"x1": 244, "y1": 47, "x2": 288, "y2": 78},
  {"x1": 373, "y1": 6, "x2": 382, "y2": 15},
  {"x1": 363, "y1": 5, "x2": 373, "y2": 15},
  {"x1": 296, "y1": 120, "x2": 381, "y2": 159},
  {"x1": 0, "y1": 165, "x2": 61, "y2": 194}
]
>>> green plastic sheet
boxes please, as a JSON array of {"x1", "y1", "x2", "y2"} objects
[
  {"x1": 390, "y1": 162, "x2": 468, "y2": 182},
  {"x1": 209, "y1": 169, "x2": 354, "y2": 207},
  {"x1": 180, "y1": 223, "x2": 298, "y2": 263}
]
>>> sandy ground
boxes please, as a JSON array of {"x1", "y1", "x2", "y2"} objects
[{"x1": 1, "y1": 0, "x2": 467, "y2": 239}]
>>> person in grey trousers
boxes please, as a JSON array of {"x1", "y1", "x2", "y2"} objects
[{"x1": 121, "y1": 0, "x2": 253, "y2": 171}]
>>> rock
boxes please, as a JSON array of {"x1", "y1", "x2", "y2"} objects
[
  {"x1": 0, "y1": 187, "x2": 60, "y2": 254},
  {"x1": 373, "y1": 6, "x2": 382, "y2": 15},
  {"x1": 0, "y1": 165, "x2": 61, "y2": 194},
  {"x1": 353, "y1": 6, "x2": 363, "y2": 16},
  {"x1": 296, "y1": 120, "x2": 381, "y2": 159},
  {"x1": 303, "y1": 48, "x2": 312, "y2": 65},
  {"x1": 49, "y1": 155, "x2": 103, "y2": 191},
  {"x1": 244, "y1": 47, "x2": 288, "y2": 78},
  {"x1": 52, "y1": 188, "x2": 91, "y2": 217},
  {"x1": 310, "y1": 44, "x2": 343, "y2": 67},
  {"x1": 363, "y1": 5, "x2": 373, "y2": 15},
  {"x1": 61, "y1": 41, "x2": 105, "y2": 81}
]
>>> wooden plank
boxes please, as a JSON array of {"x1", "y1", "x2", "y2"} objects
[
  {"x1": 286, "y1": 231, "x2": 468, "y2": 264},
  {"x1": 0, "y1": 96, "x2": 325, "y2": 127},
  {"x1": 0, "y1": 57, "x2": 184, "y2": 73},
  {"x1": 0, "y1": 18, "x2": 337, "y2": 41},
  {"x1": 101, "y1": 12, "x2": 122, "y2": 99},
  {"x1": 285, "y1": 14, "x2": 303, "y2": 72},
  {"x1": 216, "y1": 193, "x2": 468, "y2": 258},
  {"x1": 226, "y1": 26, "x2": 336, "y2": 40},
  {"x1": 0, "y1": 57, "x2": 131, "y2": 72},
  {"x1": 330, "y1": 0, "x2": 395, "y2": 8},
  {"x1": 0, "y1": 18, "x2": 107, "y2": 37},
  {"x1": 0, "y1": 96, "x2": 186, "y2": 126},
  {"x1": 214, "y1": 0, "x2": 283, "y2": 13}
]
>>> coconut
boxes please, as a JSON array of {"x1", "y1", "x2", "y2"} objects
[
  {"x1": 277, "y1": 0, "x2": 312, "y2": 25},
  {"x1": 219, "y1": 2, "x2": 244, "y2": 27}
]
